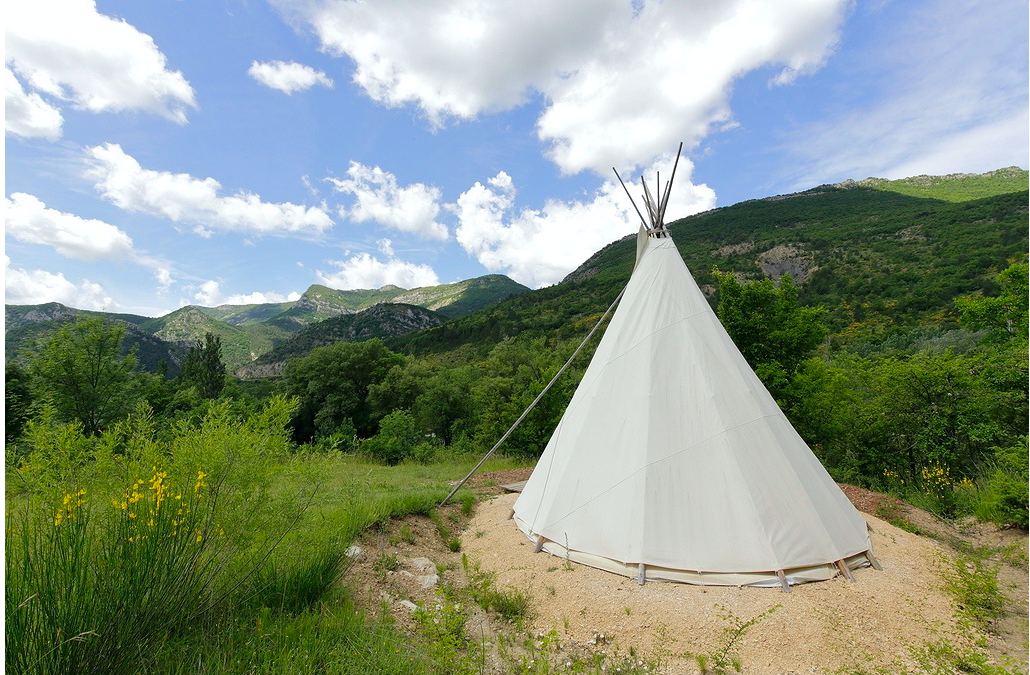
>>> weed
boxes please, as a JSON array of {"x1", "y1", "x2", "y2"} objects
[
  {"x1": 833, "y1": 637, "x2": 1023, "y2": 675},
  {"x1": 460, "y1": 492, "x2": 476, "y2": 516},
  {"x1": 945, "y1": 550, "x2": 1005, "y2": 633},
  {"x1": 464, "y1": 559, "x2": 532, "y2": 624},
  {"x1": 625, "y1": 606, "x2": 632, "y2": 616},
  {"x1": 515, "y1": 628, "x2": 660, "y2": 674},
  {"x1": 399, "y1": 524, "x2": 416, "y2": 544},
  {"x1": 874, "y1": 500, "x2": 923, "y2": 535},
  {"x1": 374, "y1": 552, "x2": 400, "y2": 578},
  {"x1": 693, "y1": 603, "x2": 779, "y2": 674}
]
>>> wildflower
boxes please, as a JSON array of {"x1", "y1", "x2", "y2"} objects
[{"x1": 195, "y1": 532, "x2": 203, "y2": 543}]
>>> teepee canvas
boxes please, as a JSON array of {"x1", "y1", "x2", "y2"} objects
[{"x1": 511, "y1": 152, "x2": 877, "y2": 589}]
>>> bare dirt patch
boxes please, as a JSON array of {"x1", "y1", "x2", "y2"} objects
[{"x1": 343, "y1": 472, "x2": 1027, "y2": 674}]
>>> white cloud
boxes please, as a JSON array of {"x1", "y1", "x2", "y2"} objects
[
  {"x1": 376, "y1": 238, "x2": 394, "y2": 256},
  {"x1": 5, "y1": 192, "x2": 134, "y2": 260},
  {"x1": 5, "y1": 0, "x2": 196, "y2": 132},
  {"x1": 194, "y1": 280, "x2": 222, "y2": 306},
  {"x1": 155, "y1": 267, "x2": 175, "y2": 293},
  {"x1": 329, "y1": 162, "x2": 448, "y2": 240},
  {"x1": 290, "y1": 0, "x2": 846, "y2": 175},
  {"x1": 188, "y1": 280, "x2": 301, "y2": 306},
  {"x1": 86, "y1": 143, "x2": 334, "y2": 235},
  {"x1": 5, "y1": 67, "x2": 62, "y2": 140},
  {"x1": 317, "y1": 253, "x2": 440, "y2": 290},
  {"x1": 4, "y1": 256, "x2": 115, "y2": 310},
  {"x1": 783, "y1": 0, "x2": 1028, "y2": 186},
  {"x1": 249, "y1": 60, "x2": 334, "y2": 94},
  {"x1": 453, "y1": 159, "x2": 716, "y2": 288},
  {"x1": 223, "y1": 290, "x2": 302, "y2": 305}
]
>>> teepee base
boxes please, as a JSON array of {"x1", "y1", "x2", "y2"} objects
[{"x1": 514, "y1": 515, "x2": 872, "y2": 589}]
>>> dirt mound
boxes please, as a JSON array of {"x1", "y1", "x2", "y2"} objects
[{"x1": 464, "y1": 493, "x2": 969, "y2": 674}]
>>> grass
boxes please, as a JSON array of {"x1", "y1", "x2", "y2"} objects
[
  {"x1": 944, "y1": 549, "x2": 1006, "y2": 634},
  {"x1": 5, "y1": 404, "x2": 531, "y2": 675},
  {"x1": 461, "y1": 554, "x2": 533, "y2": 625}
]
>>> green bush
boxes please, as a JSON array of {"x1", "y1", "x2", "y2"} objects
[
  {"x1": 975, "y1": 439, "x2": 1029, "y2": 529},
  {"x1": 363, "y1": 410, "x2": 421, "y2": 465}
]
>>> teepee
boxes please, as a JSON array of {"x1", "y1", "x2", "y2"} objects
[{"x1": 511, "y1": 148, "x2": 878, "y2": 589}]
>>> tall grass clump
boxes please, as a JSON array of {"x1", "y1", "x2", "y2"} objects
[{"x1": 5, "y1": 396, "x2": 305, "y2": 675}]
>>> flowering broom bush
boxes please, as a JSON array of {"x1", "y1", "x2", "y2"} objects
[{"x1": 5, "y1": 396, "x2": 302, "y2": 675}]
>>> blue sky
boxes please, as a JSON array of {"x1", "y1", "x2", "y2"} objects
[{"x1": 5, "y1": 0, "x2": 1027, "y2": 317}]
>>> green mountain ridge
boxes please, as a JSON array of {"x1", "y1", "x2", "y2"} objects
[
  {"x1": 237, "y1": 303, "x2": 446, "y2": 379},
  {"x1": 387, "y1": 171, "x2": 1028, "y2": 357},
  {"x1": 7, "y1": 168, "x2": 1025, "y2": 374},
  {"x1": 6, "y1": 274, "x2": 530, "y2": 373},
  {"x1": 5, "y1": 303, "x2": 188, "y2": 374}
]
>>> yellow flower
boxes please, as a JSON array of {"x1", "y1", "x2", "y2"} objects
[{"x1": 195, "y1": 532, "x2": 203, "y2": 543}]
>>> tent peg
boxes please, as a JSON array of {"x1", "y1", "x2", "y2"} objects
[{"x1": 835, "y1": 559, "x2": 856, "y2": 582}]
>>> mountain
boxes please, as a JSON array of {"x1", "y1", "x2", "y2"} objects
[
  {"x1": 8, "y1": 169, "x2": 1024, "y2": 374},
  {"x1": 236, "y1": 303, "x2": 445, "y2": 379},
  {"x1": 198, "y1": 302, "x2": 294, "y2": 326},
  {"x1": 388, "y1": 169, "x2": 1028, "y2": 357},
  {"x1": 267, "y1": 275, "x2": 529, "y2": 329},
  {"x1": 6, "y1": 274, "x2": 527, "y2": 373},
  {"x1": 5, "y1": 303, "x2": 188, "y2": 374},
  {"x1": 140, "y1": 306, "x2": 291, "y2": 371},
  {"x1": 844, "y1": 166, "x2": 1028, "y2": 202}
]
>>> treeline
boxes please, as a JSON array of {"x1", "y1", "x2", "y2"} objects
[{"x1": 7, "y1": 261, "x2": 1027, "y2": 528}]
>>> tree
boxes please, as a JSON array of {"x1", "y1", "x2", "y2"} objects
[
  {"x1": 5, "y1": 362, "x2": 34, "y2": 442},
  {"x1": 956, "y1": 261, "x2": 1029, "y2": 343},
  {"x1": 283, "y1": 339, "x2": 404, "y2": 441},
  {"x1": 715, "y1": 272, "x2": 827, "y2": 407},
  {"x1": 28, "y1": 317, "x2": 137, "y2": 436},
  {"x1": 178, "y1": 332, "x2": 226, "y2": 398}
]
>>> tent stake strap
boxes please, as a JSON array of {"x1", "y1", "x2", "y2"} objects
[{"x1": 439, "y1": 286, "x2": 627, "y2": 506}]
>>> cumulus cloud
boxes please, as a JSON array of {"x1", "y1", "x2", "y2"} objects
[
  {"x1": 289, "y1": 0, "x2": 846, "y2": 175},
  {"x1": 5, "y1": 0, "x2": 196, "y2": 134},
  {"x1": 453, "y1": 158, "x2": 716, "y2": 288},
  {"x1": 5, "y1": 192, "x2": 134, "y2": 260},
  {"x1": 376, "y1": 238, "x2": 394, "y2": 256},
  {"x1": 155, "y1": 267, "x2": 175, "y2": 292},
  {"x1": 329, "y1": 162, "x2": 448, "y2": 240},
  {"x1": 188, "y1": 280, "x2": 301, "y2": 306},
  {"x1": 4, "y1": 256, "x2": 115, "y2": 310},
  {"x1": 317, "y1": 253, "x2": 440, "y2": 290},
  {"x1": 249, "y1": 60, "x2": 334, "y2": 94},
  {"x1": 86, "y1": 143, "x2": 334, "y2": 235},
  {"x1": 783, "y1": 0, "x2": 1028, "y2": 187},
  {"x1": 5, "y1": 67, "x2": 62, "y2": 140}
]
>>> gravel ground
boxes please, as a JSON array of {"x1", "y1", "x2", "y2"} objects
[{"x1": 462, "y1": 492, "x2": 971, "y2": 674}]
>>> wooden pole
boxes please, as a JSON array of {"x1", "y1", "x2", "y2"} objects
[{"x1": 613, "y1": 168, "x2": 648, "y2": 229}]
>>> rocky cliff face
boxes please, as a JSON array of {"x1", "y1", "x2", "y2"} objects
[{"x1": 236, "y1": 303, "x2": 445, "y2": 379}]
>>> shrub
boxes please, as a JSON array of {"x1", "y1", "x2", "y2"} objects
[{"x1": 975, "y1": 439, "x2": 1029, "y2": 529}]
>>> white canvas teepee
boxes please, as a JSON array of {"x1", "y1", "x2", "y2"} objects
[{"x1": 511, "y1": 154, "x2": 878, "y2": 589}]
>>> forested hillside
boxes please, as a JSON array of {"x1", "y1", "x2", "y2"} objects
[
  {"x1": 391, "y1": 182, "x2": 1027, "y2": 356},
  {"x1": 5, "y1": 274, "x2": 529, "y2": 371}
]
